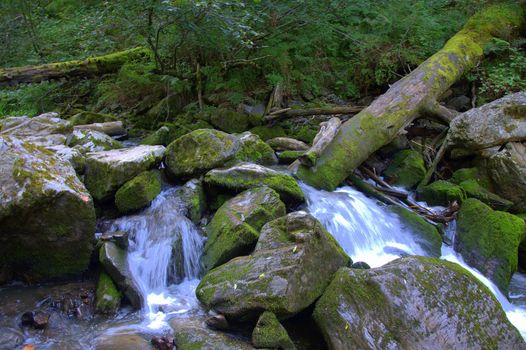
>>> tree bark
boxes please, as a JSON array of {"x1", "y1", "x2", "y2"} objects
[
  {"x1": 0, "y1": 47, "x2": 151, "y2": 86},
  {"x1": 295, "y1": 4, "x2": 526, "y2": 190},
  {"x1": 299, "y1": 117, "x2": 341, "y2": 167}
]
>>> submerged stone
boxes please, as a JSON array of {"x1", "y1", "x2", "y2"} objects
[
  {"x1": 95, "y1": 271, "x2": 122, "y2": 314},
  {"x1": 202, "y1": 186, "x2": 286, "y2": 271},
  {"x1": 455, "y1": 198, "x2": 526, "y2": 294},
  {"x1": 196, "y1": 212, "x2": 350, "y2": 321},
  {"x1": 114, "y1": 170, "x2": 161, "y2": 214},
  {"x1": 313, "y1": 257, "x2": 525, "y2": 349}
]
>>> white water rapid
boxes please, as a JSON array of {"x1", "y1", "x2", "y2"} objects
[
  {"x1": 109, "y1": 187, "x2": 205, "y2": 330},
  {"x1": 301, "y1": 183, "x2": 526, "y2": 339}
]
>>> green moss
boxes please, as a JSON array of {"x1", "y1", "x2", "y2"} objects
[
  {"x1": 252, "y1": 311, "x2": 296, "y2": 350},
  {"x1": 114, "y1": 170, "x2": 161, "y2": 214},
  {"x1": 417, "y1": 180, "x2": 466, "y2": 206},
  {"x1": 458, "y1": 179, "x2": 513, "y2": 211},
  {"x1": 383, "y1": 149, "x2": 426, "y2": 189},
  {"x1": 450, "y1": 167, "x2": 491, "y2": 189},
  {"x1": 140, "y1": 126, "x2": 170, "y2": 146},
  {"x1": 210, "y1": 108, "x2": 249, "y2": 133},
  {"x1": 68, "y1": 111, "x2": 117, "y2": 126},
  {"x1": 95, "y1": 271, "x2": 122, "y2": 314},
  {"x1": 278, "y1": 150, "x2": 304, "y2": 164},
  {"x1": 455, "y1": 198, "x2": 526, "y2": 294},
  {"x1": 234, "y1": 133, "x2": 277, "y2": 165},
  {"x1": 249, "y1": 125, "x2": 286, "y2": 141}
]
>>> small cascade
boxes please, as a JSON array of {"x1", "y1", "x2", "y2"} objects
[
  {"x1": 109, "y1": 187, "x2": 205, "y2": 329},
  {"x1": 302, "y1": 183, "x2": 427, "y2": 266}
]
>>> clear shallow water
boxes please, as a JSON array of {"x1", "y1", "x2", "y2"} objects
[{"x1": 302, "y1": 182, "x2": 526, "y2": 340}]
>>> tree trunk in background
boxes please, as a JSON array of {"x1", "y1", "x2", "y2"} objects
[
  {"x1": 295, "y1": 4, "x2": 526, "y2": 190},
  {"x1": 0, "y1": 47, "x2": 151, "y2": 86}
]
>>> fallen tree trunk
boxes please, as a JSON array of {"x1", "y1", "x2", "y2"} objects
[
  {"x1": 295, "y1": 4, "x2": 526, "y2": 190},
  {"x1": 264, "y1": 105, "x2": 362, "y2": 122},
  {"x1": 0, "y1": 47, "x2": 151, "y2": 86}
]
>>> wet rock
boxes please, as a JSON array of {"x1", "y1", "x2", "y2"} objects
[
  {"x1": 383, "y1": 149, "x2": 426, "y2": 189},
  {"x1": 202, "y1": 187, "x2": 286, "y2": 271},
  {"x1": 0, "y1": 112, "x2": 72, "y2": 137},
  {"x1": 21, "y1": 310, "x2": 50, "y2": 329},
  {"x1": 313, "y1": 257, "x2": 525, "y2": 349},
  {"x1": 66, "y1": 129, "x2": 122, "y2": 154},
  {"x1": 455, "y1": 198, "x2": 526, "y2": 294},
  {"x1": 165, "y1": 129, "x2": 239, "y2": 178},
  {"x1": 171, "y1": 319, "x2": 252, "y2": 350},
  {"x1": 175, "y1": 178, "x2": 207, "y2": 223},
  {"x1": 234, "y1": 132, "x2": 278, "y2": 166},
  {"x1": 266, "y1": 137, "x2": 309, "y2": 151},
  {"x1": 151, "y1": 336, "x2": 175, "y2": 350},
  {"x1": 204, "y1": 163, "x2": 304, "y2": 206},
  {"x1": 387, "y1": 205, "x2": 442, "y2": 257},
  {"x1": 99, "y1": 241, "x2": 142, "y2": 308},
  {"x1": 351, "y1": 261, "x2": 370, "y2": 269},
  {"x1": 84, "y1": 145, "x2": 165, "y2": 201},
  {"x1": 278, "y1": 151, "x2": 304, "y2": 164},
  {"x1": 252, "y1": 311, "x2": 296, "y2": 350},
  {"x1": 0, "y1": 136, "x2": 96, "y2": 282},
  {"x1": 0, "y1": 327, "x2": 24, "y2": 349},
  {"x1": 196, "y1": 212, "x2": 350, "y2": 321},
  {"x1": 205, "y1": 314, "x2": 230, "y2": 330},
  {"x1": 448, "y1": 92, "x2": 526, "y2": 150},
  {"x1": 115, "y1": 170, "x2": 161, "y2": 214},
  {"x1": 100, "y1": 231, "x2": 129, "y2": 249},
  {"x1": 416, "y1": 180, "x2": 466, "y2": 206},
  {"x1": 95, "y1": 334, "x2": 153, "y2": 350},
  {"x1": 95, "y1": 271, "x2": 122, "y2": 314}
]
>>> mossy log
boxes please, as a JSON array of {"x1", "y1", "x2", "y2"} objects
[
  {"x1": 295, "y1": 4, "x2": 526, "y2": 190},
  {"x1": 0, "y1": 47, "x2": 151, "y2": 86}
]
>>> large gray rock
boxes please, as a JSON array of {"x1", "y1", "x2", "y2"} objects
[
  {"x1": 0, "y1": 112, "x2": 72, "y2": 137},
  {"x1": 99, "y1": 241, "x2": 142, "y2": 308},
  {"x1": 204, "y1": 163, "x2": 304, "y2": 206},
  {"x1": 66, "y1": 129, "x2": 122, "y2": 154},
  {"x1": 448, "y1": 92, "x2": 526, "y2": 150},
  {"x1": 202, "y1": 187, "x2": 286, "y2": 271},
  {"x1": 0, "y1": 136, "x2": 96, "y2": 282},
  {"x1": 84, "y1": 145, "x2": 165, "y2": 201},
  {"x1": 313, "y1": 257, "x2": 525, "y2": 350},
  {"x1": 171, "y1": 319, "x2": 252, "y2": 350},
  {"x1": 165, "y1": 129, "x2": 239, "y2": 178},
  {"x1": 46, "y1": 145, "x2": 86, "y2": 173},
  {"x1": 196, "y1": 212, "x2": 350, "y2": 321}
]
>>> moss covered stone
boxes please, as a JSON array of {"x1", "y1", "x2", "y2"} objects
[
  {"x1": 455, "y1": 198, "x2": 526, "y2": 294},
  {"x1": 210, "y1": 108, "x2": 250, "y2": 133},
  {"x1": 202, "y1": 187, "x2": 286, "y2": 271},
  {"x1": 383, "y1": 149, "x2": 426, "y2": 189},
  {"x1": 249, "y1": 126, "x2": 286, "y2": 141},
  {"x1": 450, "y1": 167, "x2": 491, "y2": 189},
  {"x1": 83, "y1": 145, "x2": 165, "y2": 202},
  {"x1": 196, "y1": 212, "x2": 350, "y2": 321},
  {"x1": 68, "y1": 111, "x2": 117, "y2": 126},
  {"x1": 252, "y1": 311, "x2": 296, "y2": 350},
  {"x1": 204, "y1": 163, "x2": 304, "y2": 207},
  {"x1": 416, "y1": 180, "x2": 466, "y2": 206},
  {"x1": 95, "y1": 271, "x2": 122, "y2": 314},
  {"x1": 141, "y1": 126, "x2": 170, "y2": 146},
  {"x1": 67, "y1": 129, "x2": 123, "y2": 154},
  {"x1": 233, "y1": 132, "x2": 278, "y2": 166},
  {"x1": 313, "y1": 257, "x2": 524, "y2": 349},
  {"x1": 175, "y1": 178, "x2": 207, "y2": 224},
  {"x1": 278, "y1": 151, "x2": 304, "y2": 164},
  {"x1": 171, "y1": 319, "x2": 252, "y2": 350},
  {"x1": 165, "y1": 129, "x2": 239, "y2": 179},
  {"x1": 458, "y1": 179, "x2": 513, "y2": 211},
  {"x1": 114, "y1": 170, "x2": 161, "y2": 214},
  {"x1": 387, "y1": 206, "x2": 442, "y2": 257},
  {"x1": 0, "y1": 136, "x2": 96, "y2": 282}
]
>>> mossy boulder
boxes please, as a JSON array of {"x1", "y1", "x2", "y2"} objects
[
  {"x1": 202, "y1": 187, "x2": 286, "y2": 271},
  {"x1": 454, "y1": 198, "x2": 526, "y2": 294},
  {"x1": 68, "y1": 111, "x2": 117, "y2": 126},
  {"x1": 114, "y1": 170, "x2": 161, "y2": 214},
  {"x1": 416, "y1": 180, "x2": 466, "y2": 206},
  {"x1": 458, "y1": 179, "x2": 513, "y2": 211},
  {"x1": 252, "y1": 311, "x2": 296, "y2": 350},
  {"x1": 171, "y1": 319, "x2": 252, "y2": 350},
  {"x1": 313, "y1": 257, "x2": 525, "y2": 349},
  {"x1": 210, "y1": 108, "x2": 250, "y2": 133},
  {"x1": 450, "y1": 167, "x2": 491, "y2": 189},
  {"x1": 204, "y1": 163, "x2": 304, "y2": 206},
  {"x1": 383, "y1": 149, "x2": 426, "y2": 189},
  {"x1": 0, "y1": 112, "x2": 72, "y2": 137},
  {"x1": 84, "y1": 145, "x2": 165, "y2": 202},
  {"x1": 196, "y1": 212, "x2": 350, "y2": 321},
  {"x1": 387, "y1": 206, "x2": 442, "y2": 257},
  {"x1": 99, "y1": 241, "x2": 142, "y2": 308},
  {"x1": 278, "y1": 151, "x2": 304, "y2": 164},
  {"x1": 95, "y1": 271, "x2": 122, "y2": 314},
  {"x1": 234, "y1": 132, "x2": 278, "y2": 166},
  {"x1": 165, "y1": 129, "x2": 239, "y2": 179},
  {"x1": 140, "y1": 126, "x2": 170, "y2": 146},
  {"x1": 0, "y1": 136, "x2": 96, "y2": 282},
  {"x1": 250, "y1": 125, "x2": 286, "y2": 141},
  {"x1": 266, "y1": 137, "x2": 309, "y2": 151},
  {"x1": 67, "y1": 129, "x2": 123, "y2": 154}
]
